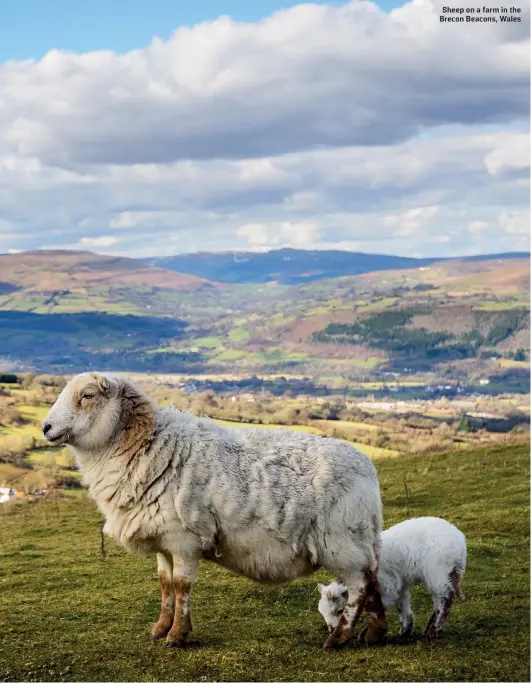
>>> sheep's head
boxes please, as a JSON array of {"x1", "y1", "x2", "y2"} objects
[
  {"x1": 317, "y1": 582, "x2": 349, "y2": 632},
  {"x1": 42, "y1": 372, "x2": 122, "y2": 452}
]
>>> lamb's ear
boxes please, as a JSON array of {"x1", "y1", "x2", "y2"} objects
[{"x1": 318, "y1": 583, "x2": 326, "y2": 594}]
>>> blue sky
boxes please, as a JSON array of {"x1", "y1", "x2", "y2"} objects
[
  {"x1": 0, "y1": 0, "x2": 528, "y2": 258},
  {"x1": 0, "y1": 0, "x2": 403, "y2": 61}
]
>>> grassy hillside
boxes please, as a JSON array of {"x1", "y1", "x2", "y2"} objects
[
  {"x1": 0, "y1": 443, "x2": 528, "y2": 682},
  {"x1": 0, "y1": 250, "x2": 211, "y2": 293}
]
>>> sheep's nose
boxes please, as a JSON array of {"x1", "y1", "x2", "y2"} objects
[{"x1": 42, "y1": 421, "x2": 52, "y2": 435}]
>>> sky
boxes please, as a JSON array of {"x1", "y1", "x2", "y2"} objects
[{"x1": 0, "y1": 0, "x2": 529, "y2": 258}]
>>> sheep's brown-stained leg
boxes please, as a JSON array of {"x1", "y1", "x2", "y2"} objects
[
  {"x1": 151, "y1": 552, "x2": 175, "y2": 640},
  {"x1": 166, "y1": 556, "x2": 198, "y2": 648},
  {"x1": 361, "y1": 570, "x2": 388, "y2": 646},
  {"x1": 323, "y1": 573, "x2": 367, "y2": 650},
  {"x1": 423, "y1": 610, "x2": 437, "y2": 641},
  {"x1": 433, "y1": 591, "x2": 455, "y2": 638}
]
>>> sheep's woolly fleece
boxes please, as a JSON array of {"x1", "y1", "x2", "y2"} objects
[{"x1": 44, "y1": 372, "x2": 383, "y2": 585}]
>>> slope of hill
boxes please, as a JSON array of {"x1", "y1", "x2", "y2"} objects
[
  {"x1": 0, "y1": 250, "x2": 212, "y2": 292},
  {"x1": 144, "y1": 248, "x2": 529, "y2": 284},
  {"x1": 1, "y1": 443, "x2": 528, "y2": 682}
]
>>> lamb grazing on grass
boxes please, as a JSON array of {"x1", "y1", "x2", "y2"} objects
[
  {"x1": 42, "y1": 372, "x2": 388, "y2": 650},
  {"x1": 318, "y1": 517, "x2": 466, "y2": 641}
]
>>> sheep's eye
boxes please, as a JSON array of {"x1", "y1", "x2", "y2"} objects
[
  {"x1": 82, "y1": 393, "x2": 95, "y2": 400},
  {"x1": 335, "y1": 608, "x2": 344, "y2": 616}
]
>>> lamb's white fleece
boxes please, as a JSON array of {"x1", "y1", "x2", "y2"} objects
[{"x1": 319, "y1": 516, "x2": 466, "y2": 635}]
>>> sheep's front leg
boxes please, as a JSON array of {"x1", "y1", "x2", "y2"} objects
[
  {"x1": 151, "y1": 552, "x2": 175, "y2": 640},
  {"x1": 166, "y1": 556, "x2": 198, "y2": 648}
]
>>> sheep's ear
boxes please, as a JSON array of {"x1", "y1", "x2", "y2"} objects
[
  {"x1": 96, "y1": 375, "x2": 114, "y2": 397},
  {"x1": 318, "y1": 583, "x2": 326, "y2": 594}
]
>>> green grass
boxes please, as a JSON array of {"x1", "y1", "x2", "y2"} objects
[
  {"x1": 0, "y1": 443, "x2": 528, "y2": 681},
  {"x1": 475, "y1": 301, "x2": 528, "y2": 311},
  {"x1": 193, "y1": 336, "x2": 224, "y2": 349},
  {"x1": 216, "y1": 349, "x2": 249, "y2": 361},
  {"x1": 357, "y1": 297, "x2": 399, "y2": 312},
  {"x1": 228, "y1": 328, "x2": 249, "y2": 342}
]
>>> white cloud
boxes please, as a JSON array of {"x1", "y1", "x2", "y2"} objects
[
  {"x1": 237, "y1": 223, "x2": 270, "y2": 247},
  {"x1": 382, "y1": 205, "x2": 439, "y2": 237},
  {"x1": 498, "y1": 210, "x2": 530, "y2": 235},
  {"x1": 0, "y1": 0, "x2": 528, "y2": 167},
  {"x1": 79, "y1": 236, "x2": 120, "y2": 247},
  {"x1": 236, "y1": 221, "x2": 320, "y2": 249},
  {"x1": 0, "y1": 0, "x2": 528, "y2": 258}
]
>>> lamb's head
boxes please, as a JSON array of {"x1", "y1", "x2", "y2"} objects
[
  {"x1": 42, "y1": 372, "x2": 123, "y2": 451},
  {"x1": 317, "y1": 582, "x2": 349, "y2": 633}
]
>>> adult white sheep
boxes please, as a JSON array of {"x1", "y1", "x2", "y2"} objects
[
  {"x1": 318, "y1": 517, "x2": 467, "y2": 641},
  {"x1": 42, "y1": 372, "x2": 388, "y2": 650}
]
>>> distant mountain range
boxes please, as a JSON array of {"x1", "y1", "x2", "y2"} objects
[{"x1": 144, "y1": 248, "x2": 530, "y2": 284}]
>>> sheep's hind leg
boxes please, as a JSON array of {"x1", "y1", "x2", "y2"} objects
[
  {"x1": 360, "y1": 569, "x2": 388, "y2": 646},
  {"x1": 324, "y1": 568, "x2": 388, "y2": 649},
  {"x1": 424, "y1": 589, "x2": 455, "y2": 641},
  {"x1": 166, "y1": 556, "x2": 198, "y2": 648},
  {"x1": 151, "y1": 552, "x2": 175, "y2": 640}
]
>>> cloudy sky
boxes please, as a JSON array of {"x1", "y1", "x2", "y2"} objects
[{"x1": 0, "y1": 0, "x2": 529, "y2": 258}]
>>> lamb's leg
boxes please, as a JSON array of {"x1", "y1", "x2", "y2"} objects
[
  {"x1": 151, "y1": 552, "x2": 175, "y2": 640},
  {"x1": 424, "y1": 590, "x2": 454, "y2": 641},
  {"x1": 396, "y1": 590, "x2": 414, "y2": 638},
  {"x1": 166, "y1": 556, "x2": 198, "y2": 648}
]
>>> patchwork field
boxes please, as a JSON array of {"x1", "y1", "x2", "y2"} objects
[{"x1": 0, "y1": 251, "x2": 528, "y2": 390}]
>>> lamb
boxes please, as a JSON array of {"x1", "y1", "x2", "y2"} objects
[
  {"x1": 42, "y1": 372, "x2": 388, "y2": 650},
  {"x1": 318, "y1": 517, "x2": 466, "y2": 641}
]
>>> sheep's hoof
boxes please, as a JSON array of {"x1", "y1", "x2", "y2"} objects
[
  {"x1": 365, "y1": 629, "x2": 388, "y2": 647},
  {"x1": 323, "y1": 633, "x2": 352, "y2": 650},
  {"x1": 422, "y1": 629, "x2": 440, "y2": 645},
  {"x1": 150, "y1": 630, "x2": 169, "y2": 641},
  {"x1": 357, "y1": 627, "x2": 369, "y2": 644},
  {"x1": 397, "y1": 625, "x2": 414, "y2": 643}
]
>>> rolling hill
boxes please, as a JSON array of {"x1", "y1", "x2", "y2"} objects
[
  {"x1": 0, "y1": 250, "x2": 212, "y2": 292},
  {"x1": 144, "y1": 248, "x2": 530, "y2": 285},
  {"x1": 0, "y1": 249, "x2": 528, "y2": 385}
]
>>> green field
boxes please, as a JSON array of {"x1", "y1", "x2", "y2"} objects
[
  {"x1": 0, "y1": 443, "x2": 528, "y2": 682},
  {"x1": 212, "y1": 418, "x2": 323, "y2": 434},
  {"x1": 211, "y1": 418, "x2": 397, "y2": 457}
]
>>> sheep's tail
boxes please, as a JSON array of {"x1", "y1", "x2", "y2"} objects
[{"x1": 450, "y1": 567, "x2": 465, "y2": 600}]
